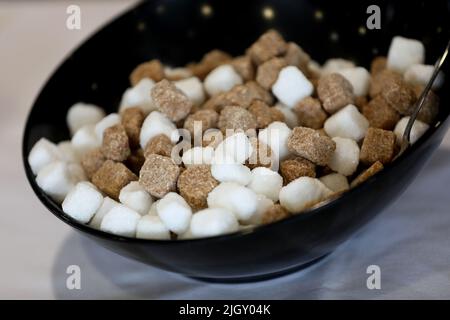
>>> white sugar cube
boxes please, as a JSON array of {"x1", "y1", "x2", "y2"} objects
[
  {"x1": 204, "y1": 64, "x2": 243, "y2": 96},
  {"x1": 387, "y1": 36, "x2": 425, "y2": 74},
  {"x1": 100, "y1": 204, "x2": 141, "y2": 237},
  {"x1": 404, "y1": 64, "x2": 444, "y2": 90},
  {"x1": 182, "y1": 146, "x2": 215, "y2": 167},
  {"x1": 272, "y1": 66, "x2": 313, "y2": 108},
  {"x1": 207, "y1": 182, "x2": 259, "y2": 221},
  {"x1": 119, "y1": 181, "x2": 153, "y2": 215},
  {"x1": 328, "y1": 137, "x2": 360, "y2": 176},
  {"x1": 140, "y1": 111, "x2": 180, "y2": 149},
  {"x1": 119, "y1": 78, "x2": 156, "y2": 114},
  {"x1": 242, "y1": 194, "x2": 274, "y2": 225},
  {"x1": 247, "y1": 167, "x2": 283, "y2": 202},
  {"x1": 337, "y1": 67, "x2": 371, "y2": 96},
  {"x1": 156, "y1": 192, "x2": 192, "y2": 234},
  {"x1": 279, "y1": 177, "x2": 332, "y2": 213},
  {"x1": 214, "y1": 132, "x2": 253, "y2": 164},
  {"x1": 28, "y1": 138, "x2": 62, "y2": 175},
  {"x1": 62, "y1": 182, "x2": 103, "y2": 223},
  {"x1": 57, "y1": 141, "x2": 79, "y2": 163},
  {"x1": 71, "y1": 125, "x2": 101, "y2": 156},
  {"x1": 258, "y1": 121, "x2": 292, "y2": 162},
  {"x1": 36, "y1": 161, "x2": 75, "y2": 203},
  {"x1": 136, "y1": 214, "x2": 171, "y2": 240},
  {"x1": 324, "y1": 104, "x2": 369, "y2": 141},
  {"x1": 94, "y1": 113, "x2": 121, "y2": 142},
  {"x1": 321, "y1": 58, "x2": 355, "y2": 75},
  {"x1": 89, "y1": 197, "x2": 120, "y2": 229},
  {"x1": 394, "y1": 116, "x2": 429, "y2": 145},
  {"x1": 319, "y1": 173, "x2": 349, "y2": 193},
  {"x1": 174, "y1": 77, "x2": 206, "y2": 106},
  {"x1": 164, "y1": 66, "x2": 192, "y2": 79},
  {"x1": 66, "y1": 102, "x2": 105, "y2": 136},
  {"x1": 189, "y1": 208, "x2": 239, "y2": 238},
  {"x1": 274, "y1": 103, "x2": 299, "y2": 129},
  {"x1": 211, "y1": 163, "x2": 252, "y2": 185}
]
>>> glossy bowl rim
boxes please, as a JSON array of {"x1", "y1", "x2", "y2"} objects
[{"x1": 21, "y1": 1, "x2": 450, "y2": 246}]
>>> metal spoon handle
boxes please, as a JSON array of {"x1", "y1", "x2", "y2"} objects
[{"x1": 398, "y1": 39, "x2": 450, "y2": 155}]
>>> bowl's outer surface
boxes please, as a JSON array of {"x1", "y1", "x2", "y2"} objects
[{"x1": 23, "y1": 0, "x2": 450, "y2": 281}]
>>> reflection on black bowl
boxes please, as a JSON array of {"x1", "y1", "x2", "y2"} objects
[{"x1": 22, "y1": 0, "x2": 450, "y2": 281}]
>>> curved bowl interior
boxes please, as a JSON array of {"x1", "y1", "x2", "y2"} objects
[{"x1": 23, "y1": 0, "x2": 450, "y2": 281}]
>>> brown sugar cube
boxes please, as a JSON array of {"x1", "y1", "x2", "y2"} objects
[
  {"x1": 202, "y1": 82, "x2": 274, "y2": 112},
  {"x1": 280, "y1": 157, "x2": 316, "y2": 184},
  {"x1": 261, "y1": 204, "x2": 291, "y2": 225},
  {"x1": 177, "y1": 165, "x2": 219, "y2": 210},
  {"x1": 248, "y1": 29, "x2": 287, "y2": 65},
  {"x1": 354, "y1": 96, "x2": 368, "y2": 111},
  {"x1": 245, "y1": 81, "x2": 274, "y2": 105},
  {"x1": 223, "y1": 84, "x2": 262, "y2": 108},
  {"x1": 222, "y1": 84, "x2": 265, "y2": 108},
  {"x1": 362, "y1": 96, "x2": 400, "y2": 130},
  {"x1": 92, "y1": 160, "x2": 138, "y2": 200},
  {"x1": 121, "y1": 107, "x2": 144, "y2": 149},
  {"x1": 293, "y1": 97, "x2": 327, "y2": 129},
  {"x1": 139, "y1": 154, "x2": 180, "y2": 198},
  {"x1": 183, "y1": 109, "x2": 219, "y2": 137},
  {"x1": 81, "y1": 148, "x2": 105, "y2": 179},
  {"x1": 101, "y1": 124, "x2": 131, "y2": 162},
  {"x1": 248, "y1": 100, "x2": 284, "y2": 129},
  {"x1": 125, "y1": 148, "x2": 145, "y2": 175},
  {"x1": 130, "y1": 59, "x2": 164, "y2": 85},
  {"x1": 287, "y1": 127, "x2": 336, "y2": 166},
  {"x1": 283, "y1": 42, "x2": 310, "y2": 74},
  {"x1": 350, "y1": 161, "x2": 384, "y2": 188},
  {"x1": 151, "y1": 79, "x2": 193, "y2": 121},
  {"x1": 231, "y1": 55, "x2": 255, "y2": 81},
  {"x1": 218, "y1": 106, "x2": 257, "y2": 132},
  {"x1": 412, "y1": 85, "x2": 440, "y2": 124},
  {"x1": 381, "y1": 76, "x2": 416, "y2": 115},
  {"x1": 202, "y1": 86, "x2": 253, "y2": 112},
  {"x1": 369, "y1": 69, "x2": 402, "y2": 98},
  {"x1": 201, "y1": 49, "x2": 232, "y2": 66},
  {"x1": 370, "y1": 56, "x2": 387, "y2": 76},
  {"x1": 201, "y1": 92, "x2": 229, "y2": 112},
  {"x1": 144, "y1": 134, "x2": 174, "y2": 158},
  {"x1": 188, "y1": 49, "x2": 232, "y2": 80},
  {"x1": 317, "y1": 73, "x2": 354, "y2": 114},
  {"x1": 360, "y1": 128, "x2": 395, "y2": 165},
  {"x1": 256, "y1": 57, "x2": 287, "y2": 90},
  {"x1": 202, "y1": 128, "x2": 223, "y2": 148},
  {"x1": 246, "y1": 138, "x2": 274, "y2": 169}
]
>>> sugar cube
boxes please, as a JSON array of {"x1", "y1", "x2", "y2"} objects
[
  {"x1": 272, "y1": 66, "x2": 313, "y2": 108},
  {"x1": 324, "y1": 104, "x2": 369, "y2": 141},
  {"x1": 62, "y1": 182, "x2": 103, "y2": 223}
]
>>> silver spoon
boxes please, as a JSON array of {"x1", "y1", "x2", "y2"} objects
[{"x1": 397, "y1": 39, "x2": 450, "y2": 158}]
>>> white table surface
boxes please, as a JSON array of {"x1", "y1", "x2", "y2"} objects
[{"x1": 1, "y1": 1, "x2": 450, "y2": 300}]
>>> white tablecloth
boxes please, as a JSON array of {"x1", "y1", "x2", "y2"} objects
[{"x1": 1, "y1": 1, "x2": 449, "y2": 299}]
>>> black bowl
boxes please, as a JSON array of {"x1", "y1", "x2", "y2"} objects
[{"x1": 22, "y1": 0, "x2": 450, "y2": 281}]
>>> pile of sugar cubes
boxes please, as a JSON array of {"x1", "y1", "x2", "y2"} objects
[{"x1": 28, "y1": 31, "x2": 443, "y2": 240}]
